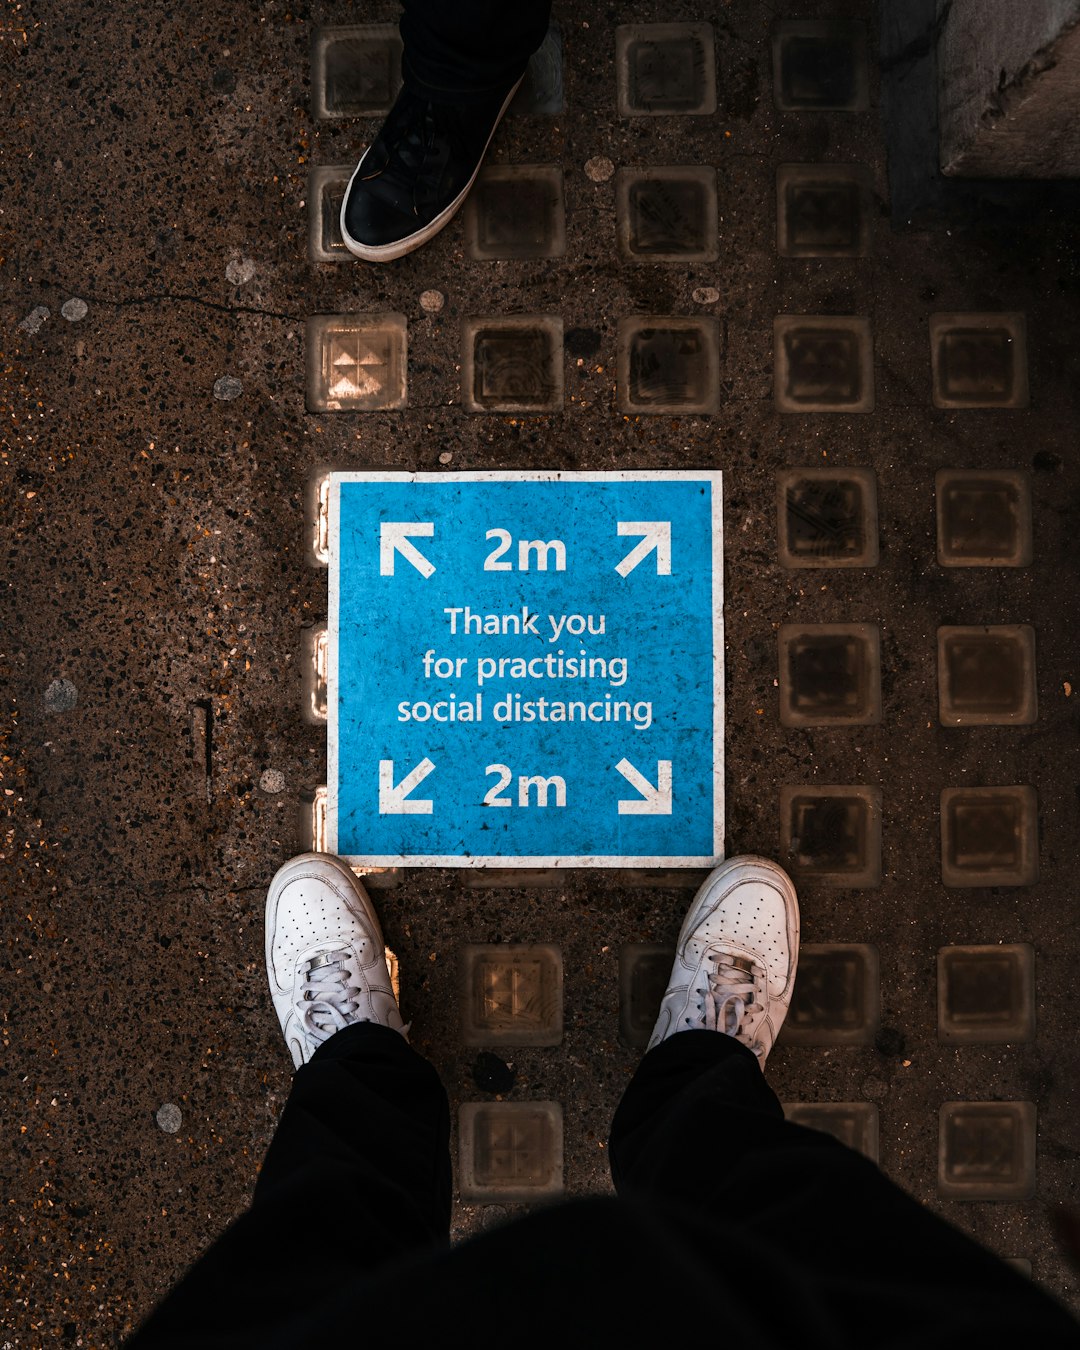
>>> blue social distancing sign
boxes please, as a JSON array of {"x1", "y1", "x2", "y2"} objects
[{"x1": 328, "y1": 471, "x2": 723, "y2": 867}]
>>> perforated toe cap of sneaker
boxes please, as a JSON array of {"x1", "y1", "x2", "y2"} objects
[
  {"x1": 266, "y1": 864, "x2": 381, "y2": 992},
  {"x1": 684, "y1": 873, "x2": 798, "y2": 1000}
]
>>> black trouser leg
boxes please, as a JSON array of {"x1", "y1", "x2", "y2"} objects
[
  {"x1": 608, "y1": 1030, "x2": 1078, "y2": 1344},
  {"x1": 609, "y1": 1026, "x2": 820, "y2": 1196},
  {"x1": 125, "y1": 1024, "x2": 451, "y2": 1349},
  {"x1": 127, "y1": 1026, "x2": 1077, "y2": 1347},
  {"x1": 399, "y1": 0, "x2": 552, "y2": 104}
]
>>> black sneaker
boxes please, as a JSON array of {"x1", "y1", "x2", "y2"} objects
[{"x1": 340, "y1": 80, "x2": 522, "y2": 262}]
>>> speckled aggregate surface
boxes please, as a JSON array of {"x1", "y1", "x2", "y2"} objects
[{"x1": 2, "y1": 1, "x2": 1079, "y2": 1344}]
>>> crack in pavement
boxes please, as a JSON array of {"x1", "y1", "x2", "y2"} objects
[{"x1": 37, "y1": 286, "x2": 305, "y2": 324}]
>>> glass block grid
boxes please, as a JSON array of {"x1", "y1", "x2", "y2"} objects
[
  {"x1": 937, "y1": 625, "x2": 1037, "y2": 726},
  {"x1": 307, "y1": 166, "x2": 351, "y2": 263},
  {"x1": 463, "y1": 166, "x2": 566, "y2": 261},
  {"x1": 461, "y1": 317, "x2": 564, "y2": 413},
  {"x1": 938, "y1": 1101, "x2": 1036, "y2": 1201},
  {"x1": 938, "y1": 945, "x2": 1035, "y2": 1044},
  {"x1": 305, "y1": 314, "x2": 407, "y2": 412},
  {"x1": 783, "y1": 1102, "x2": 880, "y2": 1161},
  {"x1": 781, "y1": 943, "x2": 880, "y2": 1046},
  {"x1": 780, "y1": 785, "x2": 882, "y2": 886},
  {"x1": 776, "y1": 164, "x2": 872, "y2": 258},
  {"x1": 940, "y1": 786, "x2": 1039, "y2": 887},
  {"x1": 461, "y1": 943, "x2": 563, "y2": 1046},
  {"x1": 929, "y1": 313, "x2": 1029, "y2": 409},
  {"x1": 774, "y1": 316, "x2": 874, "y2": 413},
  {"x1": 935, "y1": 470, "x2": 1033, "y2": 567},
  {"x1": 618, "y1": 944, "x2": 674, "y2": 1048},
  {"x1": 778, "y1": 623, "x2": 882, "y2": 727},
  {"x1": 616, "y1": 167, "x2": 719, "y2": 261},
  {"x1": 616, "y1": 24, "x2": 717, "y2": 116},
  {"x1": 772, "y1": 20, "x2": 869, "y2": 112},
  {"x1": 459, "y1": 1101, "x2": 564, "y2": 1202},
  {"x1": 310, "y1": 25, "x2": 402, "y2": 119},
  {"x1": 617, "y1": 317, "x2": 720, "y2": 414},
  {"x1": 777, "y1": 467, "x2": 879, "y2": 568}
]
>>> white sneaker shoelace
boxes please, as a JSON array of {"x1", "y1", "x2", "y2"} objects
[
  {"x1": 299, "y1": 949, "x2": 363, "y2": 1041},
  {"x1": 698, "y1": 952, "x2": 767, "y2": 1055}
]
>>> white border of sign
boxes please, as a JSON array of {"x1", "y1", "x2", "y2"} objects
[{"x1": 327, "y1": 470, "x2": 724, "y2": 868}]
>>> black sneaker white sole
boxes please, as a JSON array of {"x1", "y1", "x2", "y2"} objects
[{"x1": 339, "y1": 77, "x2": 523, "y2": 263}]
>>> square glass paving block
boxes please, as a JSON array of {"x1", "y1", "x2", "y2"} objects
[
  {"x1": 311, "y1": 25, "x2": 402, "y2": 119},
  {"x1": 940, "y1": 786, "x2": 1038, "y2": 887},
  {"x1": 617, "y1": 318, "x2": 720, "y2": 414},
  {"x1": 461, "y1": 317, "x2": 563, "y2": 413},
  {"x1": 619, "y1": 945, "x2": 675, "y2": 1048},
  {"x1": 307, "y1": 166, "x2": 352, "y2": 262},
  {"x1": 306, "y1": 315, "x2": 407, "y2": 412},
  {"x1": 935, "y1": 470, "x2": 1032, "y2": 567},
  {"x1": 616, "y1": 23, "x2": 717, "y2": 115},
  {"x1": 780, "y1": 785, "x2": 881, "y2": 886},
  {"x1": 938, "y1": 1101, "x2": 1036, "y2": 1201},
  {"x1": 774, "y1": 317, "x2": 874, "y2": 413},
  {"x1": 616, "y1": 167, "x2": 718, "y2": 262},
  {"x1": 461, "y1": 944, "x2": 563, "y2": 1046},
  {"x1": 929, "y1": 313, "x2": 1029, "y2": 408},
  {"x1": 459, "y1": 1102, "x2": 564, "y2": 1203},
  {"x1": 783, "y1": 1102, "x2": 879, "y2": 1161},
  {"x1": 781, "y1": 944, "x2": 879, "y2": 1047},
  {"x1": 305, "y1": 469, "x2": 331, "y2": 566},
  {"x1": 776, "y1": 164, "x2": 872, "y2": 258},
  {"x1": 938, "y1": 945, "x2": 1035, "y2": 1044},
  {"x1": 777, "y1": 467, "x2": 878, "y2": 568},
  {"x1": 778, "y1": 623, "x2": 881, "y2": 727},
  {"x1": 937, "y1": 625, "x2": 1037, "y2": 726},
  {"x1": 772, "y1": 20, "x2": 869, "y2": 111},
  {"x1": 464, "y1": 166, "x2": 566, "y2": 261},
  {"x1": 301, "y1": 623, "x2": 328, "y2": 724}
]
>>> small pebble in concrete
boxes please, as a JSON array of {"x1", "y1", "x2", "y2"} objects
[
  {"x1": 17, "y1": 305, "x2": 50, "y2": 334},
  {"x1": 226, "y1": 256, "x2": 256, "y2": 285},
  {"x1": 61, "y1": 298, "x2": 89, "y2": 322},
  {"x1": 213, "y1": 376, "x2": 243, "y2": 401},
  {"x1": 156, "y1": 1103, "x2": 182, "y2": 1133},
  {"x1": 692, "y1": 286, "x2": 720, "y2": 305},
  {"x1": 43, "y1": 679, "x2": 78, "y2": 714},
  {"x1": 260, "y1": 768, "x2": 286, "y2": 794},
  {"x1": 438, "y1": 451, "x2": 453, "y2": 465},
  {"x1": 585, "y1": 156, "x2": 614, "y2": 182},
  {"x1": 420, "y1": 289, "x2": 445, "y2": 314}
]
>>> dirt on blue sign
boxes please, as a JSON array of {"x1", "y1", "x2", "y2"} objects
[{"x1": 327, "y1": 470, "x2": 724, "y2": 867}]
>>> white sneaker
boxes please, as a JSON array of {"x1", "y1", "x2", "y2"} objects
[
  {"x1": 647, "y1": 856, "x2": 800, "y2": 1065},
  {"x1": 265, "y1": 852, "x2": 405, "y2": 1069}
]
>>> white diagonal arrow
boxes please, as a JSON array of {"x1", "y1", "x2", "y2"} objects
[
  {"x1": 379, "y1": 758, "x2": 435, "y2": 814},
  {"x1": 616, "y1": 521, "x2": 671, "y2": 576},
  {"x1": 380, "y1": 522, "x2": 435, "y2": 578},
  {"x1": 616, "y1": 758, "x2": 672, "y2": 815}
]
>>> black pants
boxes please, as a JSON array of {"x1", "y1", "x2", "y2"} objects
[
  {"x1": 400, "y1": 0, "x2": 552, "y2": 104},
  {"x1": 127, "y1": 1025, "x2": 1078, "y2": 1348}
]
